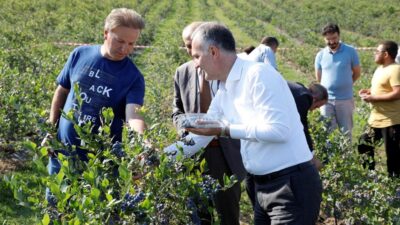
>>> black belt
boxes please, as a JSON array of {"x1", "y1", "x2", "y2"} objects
[{"x1": 253, "y1": 160, "x2": 314, "y2": 183}]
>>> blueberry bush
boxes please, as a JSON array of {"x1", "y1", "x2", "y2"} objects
[{"x1": 1, "y1": 0, "x2": 400, "y2": 224}]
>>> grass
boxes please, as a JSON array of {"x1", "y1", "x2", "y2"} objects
[{"x1": 0, "y1": 172, "x2": 39, "y2": 224}]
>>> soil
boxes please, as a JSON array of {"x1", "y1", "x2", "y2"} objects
[
  {"x1": 0, "y1": 158, "x2": 20, "y2": 174},
  {"x1": 0, "y1": 144, "x2": 30, "y2": 174}
]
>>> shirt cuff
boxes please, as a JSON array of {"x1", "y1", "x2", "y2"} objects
[{"x1": 229, "y1": 124, "x2": 246, "y2": 139}]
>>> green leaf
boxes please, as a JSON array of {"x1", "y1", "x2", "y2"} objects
[
  {"x1": 83, "y1": 170, "x2": 95, "y2": 184},
  {"x1": 223, "y1": 174, "x2": 230, "y2": 187},
  {"x1": 106, "y1": 198, "x2": 122, "y2": 207},
  {"x1": 103, "y1": 126, "x2": 111, "y2": 134},
  {"x1": 33, "y1": 156, "x2": 46, "y2": 171},
  {"x1": 200, "y1": 158, "x2": 207, "y2": 173},
  {"x1": 105, "y1": 193, "x2": 113, "y2": 202},
  {"x1": 56, "y1": 170, "x2": 65, "y2": 183},
  {"x1": 40, "y1": 147, "x2": 48, "y2": 157},
  {"x1": 27, "y1": 196, "x2": 39, "y2": 204},
  {"x1": 87, "y1": 153, "x2": 95, "y2": 159},
  {"x1": 90, "y1": 188, "x2": 101, "y2": 201},
  {"x1": 50, "y1": 182, "x2": 60, "y2": 196},
  {"x1": 74, "y1": 218, "x2": 81, "y2": 225},
  {"x1": 102, "y1": 108, "x2": 115, "y2": 121},
  {"x1": 176, "y1": 152, "x2": 183, "y2": 161},
  {"x1": 118, "y1": 165, "x2": 130, "y2": 181},
  {"x1": 23, "y1": 141, "x2": 37, "y2": 151},
  {"x1": 140, "y1": 197, "x2": 151, "y2": 209},
  {"x1": 62, "y1": 193, "x2": 72, "y2": 204},
  {"x1": 101, "y1": 178, "x2": 109, "y2": 188},
  {"x1": 42, "y1": 213, "x2": 50, "y2": 225},
  {"x1": 15, "y1": 187, "x2": 25, "y2": 202}
]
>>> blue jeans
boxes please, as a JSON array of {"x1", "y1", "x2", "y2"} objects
[{"x1": 45, "y1": 156, "x2": 61, "y2": 205}]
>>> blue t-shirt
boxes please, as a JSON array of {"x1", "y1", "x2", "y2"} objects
[
  {"x1": 315, "y1": 43, "x2": 360, "y2": 100},
  {"x1": 57, "y1": 45, "x2": 145, "y2": 153}
]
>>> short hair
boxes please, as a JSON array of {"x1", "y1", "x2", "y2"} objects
[
  {"x1": 261, "y1": 36, "x2": 279, "y2": 47},
  {"x1": 191, "y1": 22, "x2": 236, "y2": 53},
  {"x1": 104, "y1": 8, "x2": 145, "y2": 31},
  {"x1": 322, "y1": 23, "x2": 340, "y2": 36},
  {"x1": 380, "y1": 40, "x2": 398, "y2": 60},
  {"x1": 243, "y1": 45, "x2": 255, "y2": 54},
  {"x1": 308, "y1": 83, "x2": 328, "y2": 101},
  {"x1": 182, "y1": 21, "x2": 204, "y2": 41}
]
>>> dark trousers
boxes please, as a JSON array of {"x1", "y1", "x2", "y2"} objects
[
  {"x1": 358, "y1": 124, "x2": 400, "y2": 177},
  {"x1": 200, "y1": 145, "x2": 241, "y2": 225},
  {"x1": 247, "y1": 161, "x2": 322, "y2": 225},
  {"x1": 245, "y1": 173, "x2": 256, "y2": 208}
]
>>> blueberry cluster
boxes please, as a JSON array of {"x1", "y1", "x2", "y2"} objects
[
  {"x1": 187, "y1": 197, "x2": 201, "y2": 225},
  {"x1": 111, "y1": 142, "x2": 126, "y2": 158},
  {"x1": 121, "y1": 192, "x2": 145, "y2": 212},
  {"x1": 396, "y1": 187, "x2": 400, "y2": 199},
  {"x1": 198, "y1": 175, "x2": 221, "y2": 199},
  {"x1": 181, "y1": 137, "x2": 195, "y2": 146},
  {"x1": 155, "y1": 203, "x2": 169, "y2": 225},
  {"x1": 159, "y1": 217, "x2": 169, "y2": 225},
  {"x1": 47, "y1": 194, "x2": 58, "y2": 207},
  {"x1": 156, "y1": 203, "x2": 164, "y2": 211},
  {"x1": 144, "y1": 154, "x2": 159, "y2": 166}
]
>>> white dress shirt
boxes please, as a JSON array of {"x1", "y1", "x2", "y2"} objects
[{"x1": 208, "y1": 58, "x2": 312, "y2": 175}]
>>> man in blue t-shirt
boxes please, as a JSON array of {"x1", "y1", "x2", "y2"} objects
[
  {"x1": 45, "y1": 8, "x2": 147, "y2": 201},
  {"x1": 315, "y1": 23, "x2": 361, "y2": 140}
]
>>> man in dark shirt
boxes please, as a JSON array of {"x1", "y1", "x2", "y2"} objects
[{"x1": 288, "y1": 81, "x2": 328, "y2": 154}]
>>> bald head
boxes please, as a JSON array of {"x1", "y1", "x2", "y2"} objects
[{"x1": 182, "y1": 21, "x2": 204, "y2": 55}]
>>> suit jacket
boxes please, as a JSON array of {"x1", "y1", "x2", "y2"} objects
[{"x1": 172, "y1": 60, "x2": 247, "y2": 180}]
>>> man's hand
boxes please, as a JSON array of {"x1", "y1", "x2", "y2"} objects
[
  {"x1": 41, "y1": 133, "x2": 52, "y2": 147},
  {"x1": 186, "y1": 127, "x2": 222, "y2": 136},
  {"x1": 359, "y1": 89, "x2": 373, "y2": 102},
  {"x1": 358, "y1": 89, "x2": 370, "y2": 96},
  {"x1": 41, "y1": 133, "x2": 56, "y2": 157},
  {"x1": 311, "y1": 155, "x2": 323, "y2": 171},
  {"x1": 126, "y1": 103, "x2": 147, "y2": 134}
]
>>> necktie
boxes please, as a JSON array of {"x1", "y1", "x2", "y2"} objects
[{"x1": 199, "y1": 70, "x2": 212, "y2": 113}]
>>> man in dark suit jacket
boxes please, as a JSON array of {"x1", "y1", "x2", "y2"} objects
[{"x1": 172, "y1": 22, "x2": 246, "y2": 225}]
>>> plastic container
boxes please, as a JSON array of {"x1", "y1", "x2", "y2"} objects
[{"x1": 176, "y1": 113, "x2": 226, "y2": 129}]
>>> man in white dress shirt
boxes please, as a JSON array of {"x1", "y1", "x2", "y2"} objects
[
  {"x1": 188, "y1": 22, "x2": 322, "y2": 225},
  {"x1": 172, "y1": 21, "x2": 246, "y2": 225}
]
